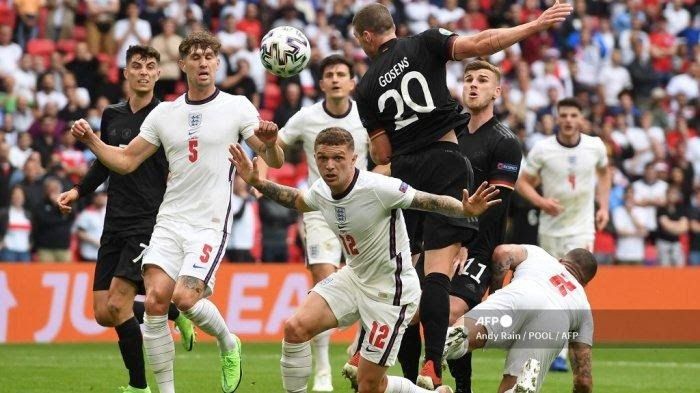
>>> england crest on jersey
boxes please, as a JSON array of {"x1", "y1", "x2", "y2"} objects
[
  {"x1": 335, "y1": 206, "x2": 347, "y2": 224},
  {"x1": 188, "y1": 112, "x2": 202, "y2": 129}
]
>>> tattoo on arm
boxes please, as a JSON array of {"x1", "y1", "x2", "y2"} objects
[
  {"x1": 571, "y1": 344, "x2": 593, "y2": 393},
  {"x1": 255, "y1": 180, "x2": 302, "y2": 210},
  {"x1": 410, "y1": 191, "x2": 463, "y2": 217}
]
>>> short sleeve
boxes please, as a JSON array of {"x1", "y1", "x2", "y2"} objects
[
  {"x1": 417, "y1": 28, "x2": 457, "y2": 62},
  {"x1": 488, "y1": 137, "x2": 523, "y2": 188},
  {"x1": 572, "y1": 308, "x2": 594, "y2": 346},
  {"x1": 523, "y1": 143, "x2": 544, "y2": 176},
  {"x1": 139, "y1": 105, "x2": 163, "y2": 147},
  {"x1": 594, "y1": 137, "x2": 609, "y2": 169},
  {"x1": 373, "y1": 175, "x2": 416, "y2": 210},
  {"x1": 302, "y1": 180, "x2": 322, "y2": 211},
  {"x1": 278, "y1": 109, "x2": 304, "y2": 145},
  {"x1": 239, "y1": 97, "x2": 259, "y2": 140}
]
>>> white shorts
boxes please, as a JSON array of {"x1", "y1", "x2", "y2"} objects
[
  {"x1": 142, "y1": 219, "x2": 228, "y2": 294},
  {"x1": 312, "y1": 267, "x2": 419, "y2": 367},
  {"x1": 302, "y1": 211, "x2": 342, "y2": 267},
  {"x1": 538, "y1": 233, "x2": 594, "y2": 259}
]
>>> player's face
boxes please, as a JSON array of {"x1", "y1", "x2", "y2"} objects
[
  {"x1": 179, "y1": 47, "x2": 220, "y2": 89},
  {"x1": 320, "y1": 64, "x2": 355, "y2": 100},
  {"x1": 124, "y1": 55, "x2": 160, "y2": 95},
  {"x1": 314, "y1": 144, "x2": 357, "y2": 191},
  {"x1": 557, "y1": 106, "x2": 582, "y2": 138},
  {"x1": 462, "y1": 69, "x2": 500, "y2": 111}
]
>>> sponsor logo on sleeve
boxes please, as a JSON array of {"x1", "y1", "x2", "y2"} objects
[
  {"x1": 496, "y1": 162, "x2": 519, "y2": 173},
  {"x1": 399, "y1": 182, "x2": 409, "y2": 193}
]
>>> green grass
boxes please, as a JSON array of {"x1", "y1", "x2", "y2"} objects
[{"x1": 1, "y1": 343, "x2": 699, "y2": 392}]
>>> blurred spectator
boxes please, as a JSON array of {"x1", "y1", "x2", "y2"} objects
[
  {"x1": 218, "y1": 14, "x2": 247, "y2": 57},
  {"x1": 656, "y1": 186, "x2": 688, "y2": 267},
  {"x1": 32, "y1": 176, "x2": 73, "y2": 262},
  {"x1": 44, "y1": 0, "x2": 77, "y2": 41},
  {"x1": 274, "y1": 82, "x2": 302, "y2": 128},
  {"x1": 627, "y1": 39, "x2": 659, "y2": 107},
  {"x1": 11, "y1": 54, "x2": 37, "y2": 102},
  {"x1": 666, "y1": 61, "x2": 699, "y2": 101},
  {"x1": 259, "y1": 195, "x2": 296, "y2": 262},
  {"x1": 9, "y1": 132, "x2": 33, "y2": 170},
  {"x1": 36, "y1": 73, "x2": 67, "y2": 112},
  {"x1": 226, "y1": 176, "x2": 255, "y2": 263},
  {"x1": 114, "y1": 2, "x2": 152, "y2": 71},
  {"x1": 649, "y1": 18, "x2": 677, "y2": 83},
  {"x1": 663, "y1": 0, "x2": 691, "y2": 36},
  {"x1": 272, "y1": 5, "x2": 306, "y2": 31},
  {"x1": 237, "y1": 3, "x2": 263, "y2": 44},
  {"x1": 66, "y1": 42, "x2": 101, "y2": 93},
  {"x1": 619, "y1": 16, "x2": 650, "y2": 66},
  {"x1": 0, "y1": 142, "x2": 16, "y2": 208},
  {"x1": 62, "y1": 72, "x2": 91, "y2": 109},
  {"x1": 56, "y1": 129, "x2": 87, "y2": 184},
  {"x1": 31, "y1": 115, "x2": 63, "y2": 168},
  {"x1": 19, "y1": 156, "x2": 45, "y2": 211},
  {"x1": 165, "y1": 0, "x2": 203, "y2": 29},
  {"x1": 0, "y1": 186, "x2": 32, "y2": 262},
  {"x1": 689, "y1": 191, "x2": 700, "y2": 266},
  {"x1": 13, "y1": 0, "x2": 41, "y2": 49},
  {"x1": 612, "y1": 186, "x2": 647, "y2": 265},
  {"x1": 598, "y1": 49, "x2": 632, "y2": 108},
  {"x1": 632, "y1": 162, "x2": 669, "y2": 236},
  {"x1": 141, "y1": 0, "x2": 166, "y2": 37},
  {"x1": 85, "y1": 0, "x2": 120, "y2": 55},
  {"x1": 150, "y1": 18, "x2": 183, "y2": 98},
  {"x1": 74, "y1": 191, "x2": 107, "y2": 261},
  {"x1": 0, "y1": 26, "x2": 22, "y2": 75}
]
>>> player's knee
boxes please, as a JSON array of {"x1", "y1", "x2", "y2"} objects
[
  {"x1": 144, "y1": 289, "x2": 170, "y2": 315},
  {"x1": 171, "y1": 287, "x2": 199, "y2": 311},
  {"x1": 356, "y1": 372, "x2": 383, "y2": 393},
  {"x1": 93, "y1": 302, "x2": 116, "y2": 327},
  {"x1": 283, "y1": 317, "x2": 312, "y2": 343},
  {"x1": 449, "y1": 296, "x2": 469, "y2": 325}
]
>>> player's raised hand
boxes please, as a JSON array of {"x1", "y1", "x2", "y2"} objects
[
  {"x1": 536, "y1": 0, "x2": 573, "y2": 30},
  {"x1": 229, "y1": 143, "x2": 261, "y2": 186},
  {"x1": 462, "y1": 181, "x2": 501, "y2": 216},
  {"x1": 71, "y1": 119, "x2": 96, "y2": 142},
  {"x1": 254, "y1": 120, "x2": 279, "y2": 146},
  {"x1": 595, "y1": 208, "x2": 609, "y2": 231},
  {"x1": 540, "y1": 197, "x2": 564, "y2": 216},
  {"x1": 56, "y1": 188, "x2": 79, "y2": 215}
]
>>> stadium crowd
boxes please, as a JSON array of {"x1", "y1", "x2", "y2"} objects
[{"x1": 0, "y1": 0, "x2": 696, "y2": 266}]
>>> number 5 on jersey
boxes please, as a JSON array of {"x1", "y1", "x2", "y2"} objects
[{"x1": 189, "y1": 139, "x2": 198, "y2": 162}]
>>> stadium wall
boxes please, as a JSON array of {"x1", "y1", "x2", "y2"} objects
[{"x1": 0, "y1": 264, "x2": 699, "y2": 344}]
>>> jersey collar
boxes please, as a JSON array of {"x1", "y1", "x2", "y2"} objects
[
  {"x1": 555, "y1": 133, "x2": 582, "y2": 148},
  {"x1": 185, "y1": 88, "x2": 220, "y2": 105},
  {"x1": 322, "y1": 99, "x2": 353, "y2": 119},
  {"x1": 332, "y1": 168, "x2": 360, "y2": 200},
  {"x1": 378, "y1": 39, "x2": 397, "y2": 55}
]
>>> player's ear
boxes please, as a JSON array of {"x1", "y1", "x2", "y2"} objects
[
  {"x1": 178, "y1": 58, "x2": 185, "y2": 72},
  {"x1": 493, "y1": 85, "x2": 501, "y2": 100}
]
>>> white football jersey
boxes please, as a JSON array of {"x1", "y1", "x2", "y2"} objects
[
  {"x1": 510, "y1": 245, "x2": 593, "y2": 345},
  {"x1": 303, "y1": 170, "x2": 420, "y2": 305},
  {"x1": 139, "y1": 90, "x2": 257, "y2": 232},
  {"x1": 279, "y1": 100, "x2": 368, "y2": 185},
  {"x1": 524, "y1": 134, "x2": 608, "y2": 237}
]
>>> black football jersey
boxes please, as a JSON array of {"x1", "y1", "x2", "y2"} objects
[
  {"x1": 356, "y1": 28, "x2": 469, "y2": 156},
  {"x1": 80, "y1": 99, "x2": 168, "y2": 236}
]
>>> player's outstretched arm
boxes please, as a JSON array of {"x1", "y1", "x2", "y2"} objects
[
  {"x1": 451, "y1": 0, "x2": 572, "y2": 60},
  {"x1": 71, "y1": 119, "x2": 158, "y2": 175},
  {"x1": 409, "y1": 181, "x2": 500, "y2": 218},
  {"x1": 229, "y1": 143, "x2": 312, "y2": 212},
  {"x1": 569, "y1": 342, "x2": 593, "y2": 393},
  {"x1": 246, "y1": 120, "x2": 285, "y2": 168}
]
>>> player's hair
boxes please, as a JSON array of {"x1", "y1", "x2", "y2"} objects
[
  {"x1": 126, "y1": 45, "x2": 161, "y2": 65},
  {"x1": 565, "y1": 248, "x2": 598, "y2": 285},
  {"x1": 463, "y1": 60, "x2": 501, "y2": 83},
  {"x1": 352, "y1": 3, "x2": 395, "y2": 35},
  {"x1": 319, "y1": 55, "x2": 355, "y2": 79},
  {"x1": 314, "y1": 127, "x2": 355, "y2": 151},
  {"x1": 557, "y1": 97, "x2": 583, "y2": 113},
  {"x1": 179, "y1": 31, "x2": 221, "y2": 59}
]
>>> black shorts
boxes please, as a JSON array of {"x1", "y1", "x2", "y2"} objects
[
  {"x1": 392, "y1": 141, "x2": 478, "y2": 253},
  {"x1": 450, "y1": 249, "x2": 492, "y2": 309},
  {"x1": 93, "y1": 233, "x2": 151, "y2": 293}
]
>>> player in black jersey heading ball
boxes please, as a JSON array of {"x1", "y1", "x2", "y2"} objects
[
  {"x1": 56, "y1": 46, "x2": 194, "y2": 393},
  {"x1": 351, "y1": 2, "x2": 573, "y2": 389},
  {"x1": 446, "y1": 61, "x2": 523, "y2": 393}
]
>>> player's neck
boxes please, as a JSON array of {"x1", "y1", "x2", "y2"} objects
[
  {"x1": 467, "y1": 106, "x2": 494, "y2": 133},
  {"x1": 324, "y1": 98, "x2": 350, "y2": 117},
  {"x1": 556, "y1": 132, "x2": 581, "y2": 147},
  {"x1": 187, "y1": 85, "x2": 218, "y2": 102},
  {"x1": 129, "y1": 91, "x2": 154, "y2": 113}
]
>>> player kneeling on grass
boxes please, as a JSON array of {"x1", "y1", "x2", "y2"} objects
[
  {"x1": 230, "y1": 127, "x2": 500, "y2": 393},
  {"x1": 443, "y1": 245, "x2": 595, "y2": 393}
]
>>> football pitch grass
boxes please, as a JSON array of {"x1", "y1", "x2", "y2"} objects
[{"x1": 1, "y1": 343, "x2": 699, "y2": 392}]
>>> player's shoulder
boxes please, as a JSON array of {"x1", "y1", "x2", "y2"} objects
[
  {"x1": 103, "y1": 101, "x2": 129, "y2": 116},
  {"x1": 297, "y1": 101, "x2": 325, "y2": 118},
  {"x1": 579, "y1": 133, "x2": 606, "y2": 148}
]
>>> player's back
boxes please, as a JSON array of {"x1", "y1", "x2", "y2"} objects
[
  {"x1": 279, "y1": 100, "x2": 368, "y2": 185},
  {"x1": 139, "y1": 90, "x2": 258, "y2": 232},
  {"x1": 356, "y1": 28, "x2": 469, "y2": 156},
  {"x1": 525, "y1": 134, "x2": 607, "y2": 237}
]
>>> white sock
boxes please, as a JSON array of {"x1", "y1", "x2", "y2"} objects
[
  {"x1": 312, "y1": 329, "x2": 331, "y2": 374},
  {"x1": 384, "y1": 375, "x2": 434, "y2": 392},
  {"x1": 143, "y1": 314, "x2": 175, "y2": 393},
  {"x1": 182, "y1": 298, "x2": 236, "y2": 352},
  {"x1": 504, "y1": 388, "x2": 515, "y2": 393},
  {"x1": 558, "y1": 346, "x2": 568, "y2": 359},
  {"x1": 280, "y1": 340, "x2": 312, "y2": 393}
]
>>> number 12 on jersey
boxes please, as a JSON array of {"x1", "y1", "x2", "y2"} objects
[{"x1": 339, "y1": 234, "x2": 359, "y2": 255}]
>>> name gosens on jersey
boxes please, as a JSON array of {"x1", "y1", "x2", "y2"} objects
[{"x1": 356, "y1": 28, "x2": 469, "y2": 155}]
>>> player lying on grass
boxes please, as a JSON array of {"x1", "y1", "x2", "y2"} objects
[
  {"x1": 229, "y1": 127, "x2": 500, "y2": 393},
  {"x1": 443, "y1": 245, "x2": 595, "y2": 393}
]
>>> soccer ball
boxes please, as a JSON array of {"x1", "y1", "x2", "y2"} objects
[{"x1": 260, "y1": 26, "x2": 311, "y2": 78}]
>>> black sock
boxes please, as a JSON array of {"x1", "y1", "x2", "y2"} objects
[
  {"x1": 448, "y1": 352, "x2": 472, "y2": 392},
  {"x1": 115, "y1": 317, "x2": 147, "y2": 389},
  {"x1": 397, "y1": 323, "x2": 422, "y2": 383},
  {"x1": 133, "y1": 301, "x2": 180, "y2": 324},
  {"x1": 168, "y1": 303, "x2": 180, "y2": 321},
  {"x1": 420, "y1": 272, "x2": 451, "y2": 378}
]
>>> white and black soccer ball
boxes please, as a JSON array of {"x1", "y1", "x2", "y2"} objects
[{"x1": 260, "y1": 26, "x2": 311, "y2": 78}]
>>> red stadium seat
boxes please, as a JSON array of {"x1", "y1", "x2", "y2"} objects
[
  {"x1": 27, "y1": 39, "x2": 56, "y2": 57},
  {"x1": 57, "y1": 39, "x2": 77, "y2": 55},
  {"x1": 0, "y1": 4, "x2": 15, "y2": 30},
  {"x1": 72, "y1": 26, "x2": 87, "y2": 41},
  {"x1": 258, "y1": 108, "x2": 274, "y2": 121},
  {"x1": 263, "y1": 83, "x2": 281, "y2": 111}
]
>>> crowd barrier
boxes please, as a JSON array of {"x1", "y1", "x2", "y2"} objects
[{"x1": 0, "y1": 264, "x2": 698, "y2": 344}]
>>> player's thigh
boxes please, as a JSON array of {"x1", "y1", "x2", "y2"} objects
[
  {"x1": 450, "y1": 252, "x2": 492, "y2": 315},
  {"x1": 180, "y1": 225, "x2": 228, "y2": 296},
  {"x1": 423, "y1": 243, "x2": 463, "y2": 276},
  {"x1": 93, "y1": 234, "x2": 122, "y2": 292},
  {"x1": 562, "y1": 234, "x2": 594, "y2": 253},
  {"x1": 285, "y1": 291, "x2": 339, "y2": 342},
  {"x1": 357, "y1": 294, "x2": 418, "y2": 368},
  {"x1": 113, "y1": 234, "x2": 152, "y2": 295},
  {"x1": 142, "y1": 221, "x2": 185, "y2": 286},
  {"x1": 465, "y1": 289, "x2": 533, "y2": 350},
  {"x1": 308, "y1": 263, "x2": 337, "y2": 285},
  {"x1": 538, "y1": 234, "x2": 566, "y2": 259},
  {"x1": 311, "y1": 267, "x2": 361, "y2": 328}
]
